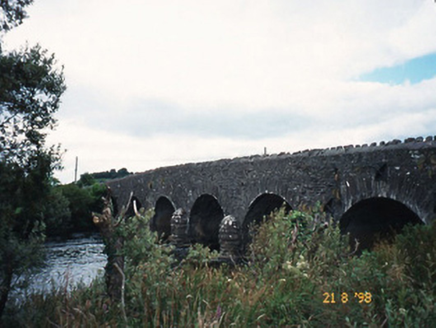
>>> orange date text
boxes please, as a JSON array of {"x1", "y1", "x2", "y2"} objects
[{"x1": 323, "y1": 292, "x2": 372, "y2": 304}]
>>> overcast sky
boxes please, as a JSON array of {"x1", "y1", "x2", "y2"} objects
[{"x1": 3, "y1": 0, "x2": 436, "y2": 183}]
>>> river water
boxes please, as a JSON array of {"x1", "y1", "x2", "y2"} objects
[{"x1": 11, "y1": 235, "x2": 107, "y2": 303}]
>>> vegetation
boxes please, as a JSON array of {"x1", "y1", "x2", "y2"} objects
[
  {"x1": 3, "y1": 207, "x2": 436, "y2": 327},
  {"x1": 1, "y1": 2, "x2": 434, "y2": 327},
  {"x1": 0, "y1": 2, "x2": 112, "y2": 318},
  {"x1": 0, "y1": 0, "x2": 34, "y2": 32},
  {"x1": 80, "y1": 168, "x2": 132, "y2": 184},
  {"x1": 43, "y1": 182, "x2": 106, "y2": 238},
  {"x1": 0, "y1": 0, "x2": 66, "y2": 320}
]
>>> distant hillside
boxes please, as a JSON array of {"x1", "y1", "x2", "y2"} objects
[{"x1": 80, "y1": 168, "x2": 132, "y2": 184}]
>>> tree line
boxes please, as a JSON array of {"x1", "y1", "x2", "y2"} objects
[
  {"x1": 80, "y1": 167, "x2": 132, "y2": 184},
  {"x1": 44, "y1": 169, "x2": 133, "y2": 238}
]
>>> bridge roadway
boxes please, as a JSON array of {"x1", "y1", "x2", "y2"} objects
[{"x1": 107, "y1": 136, "x2": 436, "y2": 251}]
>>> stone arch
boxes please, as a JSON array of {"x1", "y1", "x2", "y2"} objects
[
  {"x1": 188, "y1": 194, "x2": 224, "y2": 251},
  {"x1": 241, "y1": 193, "x2": 291, "y2": 251},
  {"x1": 338, "y1": 171, "x2": 432, "y2": 225},
  {"x1": 243, "y1": 193, "x2": 292, "y2": 231},
  {"x1": 150, "y1": 196, "x2": 175, "y2": 240},
  {"x1": 340, "y1": 197, "x2": 423, "y2": 252}
]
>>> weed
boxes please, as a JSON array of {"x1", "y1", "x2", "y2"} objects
[{"x1": 6, "y1": 207, "x2": 436, "y2": 327}]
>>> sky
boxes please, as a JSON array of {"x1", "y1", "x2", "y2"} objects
[{"x1": 2, "y1": 0, "x2": 436, "y2": 184}]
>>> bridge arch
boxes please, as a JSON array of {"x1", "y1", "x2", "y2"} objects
[
  {"x1": 150, "y1": 196, "x2": 176, "y2": 240},
  {"x1": 340, "y1": 197, "x2": 423, "y2": 252},
  {"x1": 241, "y1": 193, "x2": 292, "y2": 252},
  {"x1": 188, "y1": 194, "x2": 224, "y2": 251},
  {"x1": 243, "y1": 193, "x2": 292, "y2": 231}
]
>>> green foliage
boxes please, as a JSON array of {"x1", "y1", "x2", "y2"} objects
[
  {"x1": 77, "y1": 172, "x2": 96, "y2": 187},
  {"x1": 0, "y1": 0, "x2": 34, "y2": 32},
  {"x1": 54, "y1": 184, "x2": 91, "y2": 232},
  {"x1": 88, "y1": 182, "x2": 107, "y2": 212},
  {"x1": 118, "y1": 210, "x2": 174, "y2": 269},
  {"x1": 42, "y1": 186, "x2": 71, "y2": 237},
  {"x1": 0, "y1": 7, "x2": 66, "y2": 319},
  {"x1": 395, "y1": 222, "x2": 436, "y2": 289},
  {"x1": 83, "y1": 168, "x2": 132, "y2": 183},
  {"x1": 33, "y1": 181, "x2": 106, "y2": 238},
  {"x1": 0, "y1": 43, "x2": 66, "y2": 166},
  {"x1": 49, "y1": 182, "x2": 106, "y2": 236},
  {"x1": 184, "y1": 243, "x2": 220, "y2": 265},
  {"x1": 7, "y1": 208, "x2": 436, "y2": 327}
]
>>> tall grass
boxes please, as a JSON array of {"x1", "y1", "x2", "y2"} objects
[{"x1": 4, "y1": 207, "x2": 436, "y2": 327}]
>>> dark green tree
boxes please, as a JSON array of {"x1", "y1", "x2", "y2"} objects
[
  {"x1": 57, "y1": 183, "x2": 95, "y2": 233},
  {"x1": 43, "y1": 187, "x2": 72, "y2": 237},
  {"x1": 0, "y1": 1, "x2": 66, "y2": 318},
  {"x1": 42, "y1": 181, "x2": 107, "y2": 238},
  {"x1": 117, "y1": 167, "x2": 130, "y2": 177},
  {"x1": 0, "y1": 0, "x2": 34, "y2": 32},
  {"x1": 78, "y1": 172, "x2": 96, "y2": 187}
]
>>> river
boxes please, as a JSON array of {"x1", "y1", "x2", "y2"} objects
[{"x1": 11, "y1": 235, "x2": 107, "y2": 303}]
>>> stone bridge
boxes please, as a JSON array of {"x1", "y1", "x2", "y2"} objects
[{"x1": 107, "y1": 136, "x2": 436, "y2": 252}]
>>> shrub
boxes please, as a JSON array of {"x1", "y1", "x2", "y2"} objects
[{"x1": 8, "y1": 207, "x2": 436, "y2": 327}]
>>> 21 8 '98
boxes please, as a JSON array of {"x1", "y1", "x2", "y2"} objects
[{"x1": 323, "y1": 292, "x2": 372, "y2": 304}]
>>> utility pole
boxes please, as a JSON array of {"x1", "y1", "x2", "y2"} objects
[
  {"x1": 264, "y1": 147, "x2": 267, "y2": 156},
  {"x1": 74, "y1": 156, "x2": 78, "y2": 183}
]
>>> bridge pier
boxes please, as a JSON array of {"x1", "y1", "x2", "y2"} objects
[
  {"x1": 218, "y1": 215, "x2": 243, "y2": 264},
  {"x1": 170, "y1": 208, "x2": 190, "y2": 260}
]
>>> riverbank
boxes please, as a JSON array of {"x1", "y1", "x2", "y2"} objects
[{"x1": 3, "y1": 208, "x2": 436, "y2": 327}]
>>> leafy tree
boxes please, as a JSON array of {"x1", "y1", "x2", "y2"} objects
[
  {"x1": 88, "y1": 182, "x2": 107, "y2": 213},
  {"x1": 78, "y1": 172, "x2": 96, "y2": 187},
  {"x1": 90, "y1": 168, "x2": 132, "y2": 181},
  {"x1": 39, "y1": 182, "x2": 106, "y2": 238},
  {"x1": 117, "y1": 167, "x2": 130, "y2": 177},
  {"x1": 43, "y1": 187, "x2": 72, "y2": 237},
  {"x1": 0, "y1": 1, "x2": 66, "y2": 319},
  {"x1": 0, "y1": 43, "x2": 65, "y2": 165},
  {"x1": 57, "y1": 183, "x2": 95, "y2": 233},
  {"x1": 0, "y1": 0, "x2": 34, "y2": 32}
]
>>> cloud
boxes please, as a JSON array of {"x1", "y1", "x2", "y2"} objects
[
  {"x1": 6, "y1": 0, "x2": 436, "y2": 109},
  {"x1": 56, "y1": 73, "x2": 436, "y2": 140},
  {"x1": 3, "y1": 0, "x2": 436, "y2": 183}
]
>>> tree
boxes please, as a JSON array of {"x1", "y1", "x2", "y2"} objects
[
  {"x1": 43, "y1": 182, "x2": 106, "y2": 237},
  {"x1": 0, "y1": 43, "x2": 65, "y2": 165},
  {"x1": 57, "y1": 183, "x2": 95, "y2": 233},
  {"x1": 78, "y1": 172, "x2": 96, "y2": 187},
  {"x1": 43, "y1": 187, "x2": 72, "y2": 237},
  {"x1": 117, "y1": 167, "x2": 130, "y2": 177},
  {"x1": 0, "y1": 1, "x2": 66, "y2": 318},
  {"x1": 0, "y1": 0, "x2": 34, "y2": 32}
]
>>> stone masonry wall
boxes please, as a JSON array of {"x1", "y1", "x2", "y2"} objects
[{"x1": 107, "y1": 136, "x2": 436, "y2": 224}]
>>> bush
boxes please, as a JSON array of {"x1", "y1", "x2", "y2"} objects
[
  {"x1": 8, "y1": 207, "x2": 436, "y2": 327},
  {"x1": 44, "y1": 183, "x2": 106, "y2": 237},
  {"x1": 43, "y1": 187, "x2": 72, "y2": 237}
]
